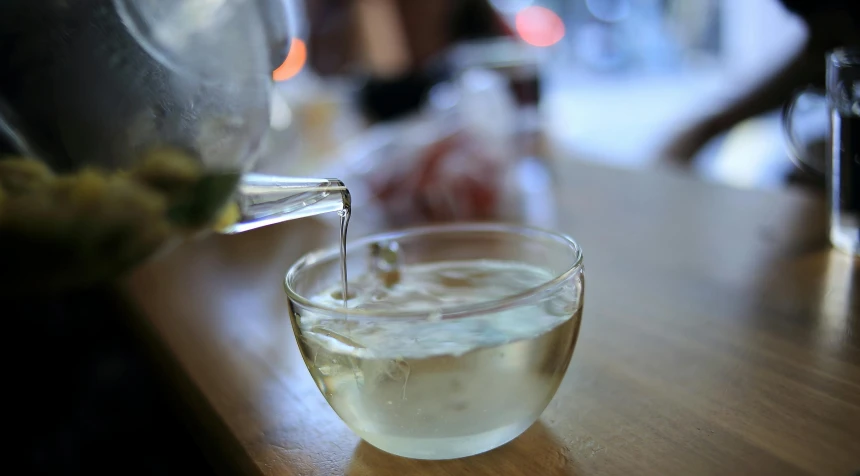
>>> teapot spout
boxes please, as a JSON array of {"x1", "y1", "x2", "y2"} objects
[{"x1": 218, "y1": 174, "x2": 350, "y2": 234}]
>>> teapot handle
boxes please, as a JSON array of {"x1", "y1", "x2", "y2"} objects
[{"x1": 781, "y1": 87, "x2": 827, "y2": 178}]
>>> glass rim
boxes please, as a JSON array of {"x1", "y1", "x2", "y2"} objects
[
  {"x1": 830, "y1": 47, "x2": 860, "y2": 67},
  {"x1": 284, "y1": 222, "x2": 584, "y2": 320}
]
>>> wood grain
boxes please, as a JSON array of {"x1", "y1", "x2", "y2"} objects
[{"x1": 124, "y1": 159, "x2": 860, "y2": 475}]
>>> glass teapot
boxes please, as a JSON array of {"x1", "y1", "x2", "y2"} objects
[{"x1": 0, "y1": 0, "x2": 348, "y2": 292}]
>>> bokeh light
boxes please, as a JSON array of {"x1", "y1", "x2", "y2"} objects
[
  {"x1": 515, "y1": 6, "x2": 565, "y2": 47},
  {"x1": 273, "y1": 38, "x2": 307, "y2": 82}
]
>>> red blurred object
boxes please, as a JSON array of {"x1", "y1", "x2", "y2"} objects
[
  {"x1": 369, "y1": 132, "x2": 502, "y2": 226},
  {"x1": 515, "y1": 6, "x2": 565, "y2": 47}
]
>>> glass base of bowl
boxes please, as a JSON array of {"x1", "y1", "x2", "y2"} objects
[{"x1": 355, "y1": 419, "x2": 535, "y2": 460}]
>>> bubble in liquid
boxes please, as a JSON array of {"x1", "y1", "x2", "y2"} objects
[{"x1": 370, "y1": 240, "x2": 403, "y2": 288}]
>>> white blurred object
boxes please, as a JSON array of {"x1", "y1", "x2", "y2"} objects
[
  {"x1": 257, "y1": 73, "x2": 363, "y2": 176},
  {"x1": 720, "y1": 0, "x2": 806, "y2": 81},
  {"x1": 269, "y1": 87, "x2": 293, "y2": 131},
  {"x1": 312, "y1": 68, "x2": 554, "y2": 231},
  {"x1": 697, "y1": 114, "x2": 794, "y2": 190},
  {"x1": 456, "y1": 68, "x2": 519, "y2": 166}
]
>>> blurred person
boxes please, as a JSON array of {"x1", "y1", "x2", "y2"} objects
[{"x1": 660, "y1": 0, "x2": 860, "y2": 171}]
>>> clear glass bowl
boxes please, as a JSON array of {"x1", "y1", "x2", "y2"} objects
[{"x1": 285, "y1": 223, "x2": 584, "y2": 460}]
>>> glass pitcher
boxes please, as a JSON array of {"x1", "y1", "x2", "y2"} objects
[
  {"x1": 0, "y1": 0, "x2": 348, "y2": 291},
  {"x1": 783, "y1": 47, "x2": 860, "y2": 256}
]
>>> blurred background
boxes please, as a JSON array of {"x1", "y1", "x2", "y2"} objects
[
  {"x1": 5, "y1": 2, "x2": 839, "y2": 473},
  {"x1": 262, "y1": 0, "x2": 809, "y2": 199}
]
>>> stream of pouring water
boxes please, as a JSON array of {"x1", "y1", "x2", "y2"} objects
[{"x1": 338, "y1": 190, "x2": 352, "y2": 310}]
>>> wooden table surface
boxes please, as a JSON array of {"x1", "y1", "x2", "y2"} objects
[{"x1": 125, "y1": 160, "x2": 860, "y2": 476}]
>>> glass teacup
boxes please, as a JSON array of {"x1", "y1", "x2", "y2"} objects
[{"x1": 284, "y1": 223, "x2": 584, "y2": 460}]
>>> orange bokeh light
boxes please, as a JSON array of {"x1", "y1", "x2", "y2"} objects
[
  {"x1": 273, "y1": 38, "x2": 307, "y2": 82},
  {"x1": 515, "y1": 6, "x2": 565, "y2": 47}
]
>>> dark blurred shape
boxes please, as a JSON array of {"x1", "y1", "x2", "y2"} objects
[
  {"x1": 309, "y1": 0, "x2": 514, "y2": 123},
  {"x1": 10, "y1": 288, "x2": 215, "y2": 475},
  {"x1": 360, "y1": 0, "x2": 512, "y2": 123},
  {"x1": 451, "y1": 0, "x2": 515, "y2": 41},
  {"x1": 0, "y1": 2, "x2": 70, "y2": 168},
  {"x1": 357, "y1": 67, "x2": 451, "y2": 123},
  {"x1": 781, "y1": 0, "x2": 860, "y2": 35},
  {"x1": 306, "y1": 0, "x2": 357, "y2": 77}
]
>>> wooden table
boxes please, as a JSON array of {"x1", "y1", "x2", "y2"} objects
[{"x1": 125, "y1": 160, "x2": 860, "y2": 476}]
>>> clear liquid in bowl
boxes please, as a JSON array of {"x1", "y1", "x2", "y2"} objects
[{"x1": 293, "y1": 259, "x2": 582, "y2": 460}]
